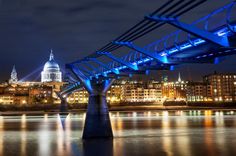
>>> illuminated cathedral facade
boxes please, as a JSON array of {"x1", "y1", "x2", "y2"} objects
[{"x1": 41, "y1": 50, "x2": 62, "y2": 82}]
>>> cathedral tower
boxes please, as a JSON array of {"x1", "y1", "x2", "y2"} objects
[{"x1": 41, "y1": 50, "x2": 62, "y2": 82}]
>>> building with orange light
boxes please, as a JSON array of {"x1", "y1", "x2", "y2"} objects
[
  {"x1": 204, "y1": 72, "x2": 236, "y2": 102},
  {"x1": 162, "y1": 73, "x2": 188, "y2": 101},
  {"x1": 186, "y1": 82, "x2": 212, "y2": 102}
]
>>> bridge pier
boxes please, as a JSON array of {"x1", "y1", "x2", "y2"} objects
[
  {"x1": 82, "y1": 79, "x2": 114, "y2": 139},
  {"x1": 60, "y1": 97, "x2": 68, "y2": 113},
  {"x1": 56, "y1": 92, "x2": 69, "y2": 114}
]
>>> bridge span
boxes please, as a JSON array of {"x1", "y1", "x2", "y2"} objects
[{"x1": 60, "y1": 0, "x2": 236, "y2": 139}]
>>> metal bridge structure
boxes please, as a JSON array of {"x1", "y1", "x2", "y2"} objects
[{"x1": 59, "y1": 0, "x2": 236, "y2": 139}]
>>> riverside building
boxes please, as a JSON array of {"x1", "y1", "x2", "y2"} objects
[
  {"x1": 186, "y1": 82, "x2": 212, "y2": 102},
  {"x1": 162, "y1": 73, "x2": 188, "y2": 101},
  {"x1": 204, "y1": 72, "x2": 236, "y2": 102},
  {"x1": 122, "y1": 80, "x2": 162, "y2": 103},
  {"x1": 186, "y1": 72, "x2": 236, "y2": 102}
]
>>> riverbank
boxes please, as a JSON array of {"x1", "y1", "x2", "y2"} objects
[
  {"x1": 1, "y1": 105, "x2": 236, "y2": 115},
  {"x1": 109, "y1": 105, "x2": 236, "y2": 111}
]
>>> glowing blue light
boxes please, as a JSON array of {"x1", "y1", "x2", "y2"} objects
[
  {"x1": 170, "y1": 65, "x2": 175, "y2": 71},
  {"x1": 214, "y1": 57, "x2": 220, "y2": 64}
]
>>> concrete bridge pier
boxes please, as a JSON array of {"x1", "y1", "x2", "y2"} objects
[
  {"x1": 56, "y1": 92, "x2": 68, "y2": 115},
  {"x1": 60, "y1": 97, "x2": 68, "y2": 113},
  {"x1": 82, "y1": 79, "x2": 114, "y2": 139}
]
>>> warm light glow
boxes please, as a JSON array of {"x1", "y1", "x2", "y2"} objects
[
  {"x1": 163, "y1": 111, "x2": 169, "y2": 119},
  {"x1": 44, "y1": 114, "x2": 48, "y2": 122},
  {"x1": 204, "y1": 110, "x2": 212, "y2": 116},
  {"x1": 21, "y1": 114, "x2": 27, "y2": 129}
]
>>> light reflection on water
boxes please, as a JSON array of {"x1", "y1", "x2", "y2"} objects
[{"x1": 0, "y1": 110, "x2": 236, "y2": 156}]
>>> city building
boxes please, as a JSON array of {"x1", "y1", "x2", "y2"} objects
[
  {"x1": 67, "y1": 81, "x2": 124, "y2": 104},
  {"x1": 162, "y1": 73, "x2": 188, "y2": 101},
  {"x1": 186, "y1": 82, "x2": 212, "y2": 102},
  {"x1": 122, "y1": 80, "x2": 162, "y2": 103},
  {"x1": 107, "y1": 81, "x2": 124, "y2": 103},
  {"x1": 67, "y1": 80, "x2": 162, "y2": 104},
  {"x1": 67, "y1": 90, "x2": 88, "y2": 104},
  {"x1": 0, "y1": 83, "x2": 54, "y2": 105},
  {"x1": 41, "y1": 50, "x2": 62, "y2": 82},
  {"x1": 28, "y1": 84, "x2": 53, "y2": 104},
  {"x1": 204, "y1": 72, "x2": 236, "y2": 102}
]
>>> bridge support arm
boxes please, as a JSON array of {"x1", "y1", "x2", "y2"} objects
[
  {"x1": 145, "y1": 15, "x2": 230, "y2": 47},
  {"x1": 79, "y1": 67, "x2": 95, "y2": 78},
  {"x1": 66, "y1": 64, "x2": 94, "y2": 93},
  {"x1": 56, "y1": 92, "x2": 69, "y2": 113},
  {"x1": 64, "y1": 66, "x2": 115, "y2": 139},
  {"x1": 88, "y1": 58, "x2": 120, "y2": 75},
  {"x1": 113, "y1": 41, "x2": 169, "y2": 63},
  {"x1": 98, "y1": 52, "x2": 139, "y2": 71},
  {"x1": 82, "y1": 61, "x2": 106, "y2": 78}
]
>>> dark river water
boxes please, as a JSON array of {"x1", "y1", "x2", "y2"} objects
[{"x1": 0, "y1": 110, "x2": 236, "y2": 156}]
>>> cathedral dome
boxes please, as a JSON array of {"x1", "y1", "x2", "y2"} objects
[
  {"x1": 43, "y1": 59, "x2": 60, "y2": 72},
  {"x1": 41, "y1": 50, "x2": 62, "y2": 82}
]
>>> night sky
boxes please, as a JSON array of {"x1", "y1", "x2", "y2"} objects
[{"x1": 0, "y1": 0, "x2": 235, "y2": 82}]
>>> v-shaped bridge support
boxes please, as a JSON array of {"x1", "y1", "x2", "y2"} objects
[{"x1": 65, "y1": 63, "x2": 114, "y2": 139}]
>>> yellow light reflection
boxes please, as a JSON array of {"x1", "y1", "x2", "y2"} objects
[
  {"x1": 38, "y1": 115, "x2": 51, "y2": 156},
  {"x1": 21, "y1": 114, "x2": 26, "y2": 130},
  {"x1": 21, "y1": 129, "x2": 26, "y2": 156},
  {"x1": 204, "y1": 115, "x2": 215, "y2": 155},
  {"x1": 204, "y1": 110, "x2": 212, "y2": 116},
  {"x1": 175, "y1": 115, "x2": 191, "y2": 156},
  {"x1": 111, "y1": 112, "x2": 123, "y2": 137},
  {"x1": 116, "y1": 112, "x2": 120, "y2": 118},
  {"x1": 161, "y1": 111, "x2": 172, "y2": 156},
  {"x1": 0, "y1": 116, "x2": 4, "y2": 156},
  {"x1": 65, "y1": 114, "x2": 72, "y2": 153},
  {"x1": 20, "y1": 114, "x2": 27, "y2": 156},
  {"x1": 0, "y1": 116, "x2": 3, "y2": 130},
  {"x1": 44, "y1": 114, "x2": 48, "y2": 122},
  {"x1": 57, "y1": 114, "x2": 64, "y2": 155},
  {"x1": 56, "y1": 114, "x2": 72, "y2": 156},
  {"x1": 163, "y1": 111, "x2": 169, "y2": 119}
]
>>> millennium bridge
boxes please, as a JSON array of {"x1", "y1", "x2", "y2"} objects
[{"x1": 58, "y1": 0, "x2": 236, "y2": 139}]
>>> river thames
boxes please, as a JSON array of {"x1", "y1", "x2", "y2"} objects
[{"x1": 0, "y1": 110, "x2": 236, "y2": 156}]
